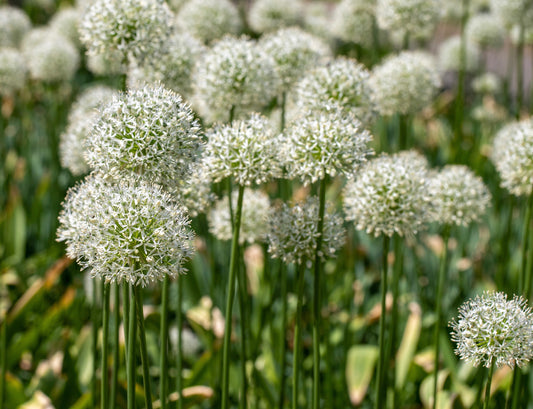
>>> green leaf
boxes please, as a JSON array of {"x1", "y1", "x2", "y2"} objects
[{"x1": 345, "y1": 344, "x2": 379, "y2": 405}]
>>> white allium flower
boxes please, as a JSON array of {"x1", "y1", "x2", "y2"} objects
[
  {"x1": 491, "y1": 119, "x2": 533, "y2": 196},
  {"x1": 427, "y1": 165, "x2": 491, "y2": 226},
  {"x1": 259, "y1": 27, "x2": 330, "y2": 93},
  {"x1": 49, "y1": 7, "x2": 82, "y2": 48},
  {"x1": 369, "y1": 51, "x2": 441, "y2": 116},
  {"x1": 439, "y1": 35, "x2": 481, "y2": 72},
  {"x1": 79, "y1": 0, "x2": 174, "y2": 67},
  {"x1": 472, "y1": 72, "x2": 502, "y2": 95},
  {"x1": 57, "y1": 174, "x2": 195, "y2": 286},
  {"x1": 175, "y1": 0, "x2": 242, "y2": 44},
  {"x1": 282, "y1": 109, "x2": 373, "y2": 186},
  {"x1": 169, "y1": 326, "x2": 202, "y2": 357},
  {"x1": 291, "y1": 57, "x2": 376, "y2": 127},
  {"x1": 0, "y1": 6, "x2": 31, "y2": 48},
  {"x1": 267, "y1": 196, "x2": 346, "y2": 266},
  {"x1": 442, "y1": 0, "x2": 490, "y2": 22},
  {"x1": 510, "y1": 24, "x2": 533, "y2": 45},
  {"x1": 343, "y1": 150, "x2": 430, "y2": 238},
  {"x1": 376, "y1": 0, "x2": 440, "y2": 40},
  {"x1": 465, "y1": 13, "x2": 505, "y2": 48},
  {"x1": 208, "y1": 188, "x2": 270, "y2": 244},
  {"x1": 86, "y1": 50, "x2": 124, "y2": 76},
  {"x1": 168, "y1": 0, "x2": 188, "y2": 13},
  {"x1": 202, "y1": 113, "x2": 282, "y2": 186},
  {"x1": 178, "y1": 160, "x2": 215, "y2": 217},
  {"x1": 450, "y1": 291, "x2": 533, "y2": 369},
  {"x1": 69, "y1": 85, "x2": 118, "y2": 120},
  {"x1": 331, "y1": 0, "x2": 376, "y2": 48},
  {"x1": 248, "y1": 0, "x2": 304, "y2": 33},
  {"x1": 490, "y1": 0, "x2": 533, "y2": 27},
  {"x1": 302, "y1": 2, "x2": 333, "y2": 39},
  {"x1": 86, "y1": 84, "x2": 202, "y2": 190},
  {"x1": 192, "y1": 35, "x2": 279, "y2": 123},
  {"x1": 0, "y1": 48, "x2": 27, "y2": 96}
]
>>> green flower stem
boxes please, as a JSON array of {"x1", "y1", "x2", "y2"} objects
[
  {"x1": 280, "y1": 92, "x2": 287, "y2": 133},
  {"x1": 221, "y1": 184, "x2": 245, "y2": 409},
  {"x1": 127, "y1": 284, "x2": 137, "y2": 409},
  {"x1": 375, "y1": 235, "x2": 390, "y2": 409},
  {"x1": 453, "y1": 0, "x2": 469, "y2": 155},
  {"x1": 0, "y1": 315, "x2": 6, "y2": 409},
  {"x1": 505, "y1": 367, "x2": 520, "y2": 409},
  {"x1": 101, "y1": 282, "x2": 111, "y2": 409},
  {"x1": 110, "y1": 283, "x2": 120, "y2": 409},
  {"x1": 516, "y1": 21, "x2": 525, "y2": 118},
  {"x1": 483, "y1": 360, "x2": 496, "y2": 409},
  {"x1": 398, "y1": 114, "x2": 409, "y2": 150},
  {"x1": 292, "y1": 263, "x2": 306, "y2": 409},
  {"x1": 520, "y1": 194, "x2": 533, "y2": 295},
  {"x1": 236, "y1": 250, "x2": 248, "y2": 409},
  {"x1": 278, "y1": 263, "x2": 288, "y2": 409},
  {"x1": 160, "y1": 275, "x2": 170, "y2": 409},
  {"x1": 389, "y1": 236, "x2": 403, "y2": 407},
  {"x1": 176, "y1": 277, "x2": 184, "y2": 409},
  {"x1": 92, "y1": 280, "x2": 99, "y2": 408},
  {"x1": 134, "y1": 286, "x2": 153, "y2": 409},
  {"x1": 433, "y1": 227, "x2": 450, "y2": 409},
  {"x1": 123, "y1": 284, "x2": 130, "y2": 360},
  {"x1": 312, "y1": 176, "x2": 327, "y2": 409}
]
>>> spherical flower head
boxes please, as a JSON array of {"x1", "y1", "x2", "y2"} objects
[
  {"x1": 450, "y1": 291, "x2": 533, "y2": 369},
  {"x1": 369, "y1": 51, "x2": 441, "y2": 116},
  {"x1": 302, "y1": 2, "x2": 333, "y2": 39},
  {"x1": 282, "y1": 109, "x2": 373, "y2": 186},
  {"x1": 465, "y1": 13, "x2": 505, "y2": 49},
  {"x1": 331, "y1": 0, "x2": 376, "y2": 48},
  {"x1": 490, "y1": 0, "x2": 533, "y2": 27},
  {"x1": 442, "y1": 0, "x2": 491, "y2": 22},
  {"x1": 427, "y1": 165, "x2": 491, "y2": 227},
  {"x1": 192, "y1": 35, "x2": 280, "y2": 123},
  {"x1": 85, "y1": 84, "x2": 202, "y2": 191},
  {"x1": 49, "y1": 7, "x2": 82, "y2": 48},
  {"x1": 208, "y1": 188, "x2": 270, "y2": 244},
  {"x1": 57, "y1": 174, "x2": 195, "y2": 286},
  {"x1": 202, "y1": 113, "x2": 282, "y2": 186},
  {"x1": 259, "y1": 27, "x2": 331, "y2": 93},
  {"x1": 0, "y1": 48, "x2": 27, "y2": 96},
  {"x1": 178, "y1": 160, "x2": 216, "y2": 217},
  {"x1": 491, "y1": 119, "x2": 533, "y2": 196},
  {"x1": 343, "y1": 150, "x2": 430, "y2": 238},
  {"x1": 79, "y1": 0, "x2": 174, "y2": 68},
  {"x1": 291, "y1": 57, "x2": 376, "y2": 127},
  {"x1": 472, "y1": 72, "x2": 502, "y2": 95},
  {"x1": 267, "y1": 196, "x2": 346, "y2": 266},
  {"x1": 0, "y1": 6, "x2": 31, "y2": 48},
  {"x1": 439, "y1": 35, "x2": 481, "y2": 73},
  {"x1": 248, "y1": 0, "x2": 304, "y2": 34},
  {"x1": 175, "y1": 0, "x2": 242, "y2": 44},
  {"x1": 86, "y1": 50, "x2": 124, "y2": 76},
  {"x1": 376, "y1": 0, "x2": 440, "y2": 40}
]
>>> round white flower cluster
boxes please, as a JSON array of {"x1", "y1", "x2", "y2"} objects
[
  {"x1": 331, "y1": 0, "x2": 376, "y2": 48},
  {"x1": 472, "y1": 72, "x2": 502, "y2": 95},
  {"x1": 376, "y1": 0, "x2": 440, "y2": 40},
  {"x1": 248, "y1": 0, "x2": 304, "y2": 33},
  {"x1": 450, "y1": 291, "x2": 533, "y2": 369},
  {"x1": 57, "y1": 174, "x2": 195, "y2": 286},
  {"x1": 369, "y1": 51, "x2": 441, "y2": 116},
  {"x1": 343, "y1": 150, "x2": 430, "y2": 238},
  {"x1": 0, "y1": 48, "x2": 27, "y2": 96},
  {"x1": 427, "y1": 165, "x2": 491, "y2": 227},
  {"x1": 465, "y1": 13, "x2": 505, "y2": 48},
  {"x1": 178, "y1": 161, "x2": 215, "y2": 218},
  {"x1": 439, "y1": 35, "x2": 481, "y2": 73},
  {"x1": 267, "y1": 196, "x2": 346, "y2": 266},
  {"x1": 490, "y1": 0, "x2": 533, "y2": 27},
  {"x1": 49, "y1": 7, "x2": 82, "y2": 48},
  {"x1": 0, "y1": 6, "x2": 31, "y2": 48}
]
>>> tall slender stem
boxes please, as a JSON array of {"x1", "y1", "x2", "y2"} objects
[
  {"x1": 505, "y1": 366, "x2": 520, "y2": 409},
  {"x1": 520, "y1": 194, "x2": 533, "y2": 295},
  {"x1": 375, "y1": 236, "x2": 390, "y2": 409},
  {"x1": 312, "y1": 176, "x2": 327, "y2": 409},
  {"x1": 516, "y1": 21, "x2": 525, "y2": 118},
  {"x1": 236, "y1": 250, "x2": 248, "y2": 409},
  {"x1": 221, "y1": 184, "x2": 245, "y2": 409},
  {"x1": 92, "y1": 280, "x2": 99, "y2": 408},
  {"x1": 453, "y1": 0, "x2": 469, "y2": 156},
  {"x1": 127, "y1": 284, "x2": 137, "y2": 409},
  {"x1": 134, "y1": 286, "x2": 153, "y2": 409},
  {"x1": 280, "y1": 92, "x2": 287, "y2": 133},
  {"x1": 110, "y1": 283, "x2": 120, "y2": 409},
  {"x1": 433, "y1": 227, "x2": 450, "y2": 409},
  {"x1": 483, "y1": 360, "x2": 496, "y2": 409},
  {"x1": 160, "y1": 275, "x2": 170, "y2": 409},
  {"x1": 101, "y1": 282, "x2": 110, "y2": 409},
  {"x1": 292, "y1": 263, "x2": 306, "y2": 409},
  {"x1": 278, "y1": 264, "x2": 288, "y2": 409},
  {"x1": 398, "y1": 114, "x2": 409, "y2": 150},
  {"x1": 176, "y1": 277, "x2": 183, "y2": 409},
  {"x1": 389, "y1": 236, "x2": 403, "y2": 408},
  {"x1": 0, "y1": 317, "x2": 6, "y2": 409}
]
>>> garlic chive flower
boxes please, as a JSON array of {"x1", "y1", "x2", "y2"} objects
[
  {"x1": 465, "y1": 13, "x2": 505, "y2": 49},
  {"x1": 175, "y1": 0, "x2": 242, "y2": 44},
  {"x1": 369, "y1": 51, "x2": 441, "y2": 116},
  {"x1": 57, "y1": 174, "x2": 195, "y2": 286},
  {"x1": 208, "y1": 188, "x2": 270, "y2": 244},
  {"x1": 0, "y1": 6, "x2": 31, "y2": 48},
  {"x1": 343, "y1": 150, "x2": 430, "y2": 238},
  {"x1": 439, "y1": 35, "x2": 481, "y2": 73},
  {"x1": 450, "y1": 291, "x2": 533, "y2": 369},
  {"x1": 202, "y1": 113, "x2": 282, "y2": 186},
  {"x1": 427, "y1": 165, "x2": 491, "y2": 226},
  {"x1": 331, "y1": 0, "x2": 376, "y2": 49},
  {"x1": 267, "y1": 196, "x2": 346, "y2": 267},
  {"x1": 282, "y1": 109, "x2": 373, "y2": 186},
  {"x1": 248, "y1": 0, "x2": 304, "y2": 34},
  {"x1": 376, "y1": 0, "x2": 440, "y2": 40},
  {"x1": 85, "y1": 84, "x2": 202, "y2": 191},
  {"x1": 0, "y1": 48, "x2": 27, "y2": 96},
  {"x1": 491, "y1": 119, "x2": 533, "y2": 196}
]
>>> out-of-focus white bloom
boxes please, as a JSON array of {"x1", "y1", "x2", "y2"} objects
[
  {"x1": 86, "y1": 51, "x2": 124, "y2": 76},
  {"x1": 79, "y1": 0, "x2": 173, "y2": 67},
  {"x1": 510, "y1": 24, "x2": 533, "y2": 45},
  {"x1": 427, "y1": 165, "x2": 491, "y2": 226},
  {"x1": 0, "y1": 6, "x2": 31, "y2": 48},
  {"x1": 472, "y1": 72, "x2": 502, "y2": 95},
  {"x1": 259, "y1": 27, "x2": 330, "y2": 93},
  {"x1": 86, "y1": 84, "x2": 202, "y2": 190},
  {"x1": 450, "y1": 291, "x2": 533, "y2": 369},
  {"x1": 343, "y1": 150, "x2": 430, "y2": 238},
  {"x1": 439, "y1": 35, "x2": 481, "y2": 72},
  {"x1": 491, "y1": 119, "x2": 533, "y2": 196},
  {"x1": 192, "y1": 36, "x2": 279, "y2": 123},
  {"x1": 465, "y1": 13, "x2": 505, "y2": 48},
  {"x1": 490, "y1": 0, "x2": 533, "y2": 28},
  {"x1": 175, "y1": 0, "x2": 242, "y2": 44},
  {"x1": 302, "y1": 2, "x2": 333, "y2": 40},
  {"x1": 178, "y1": 160, "x2": 215, "y2": 217},
  {"x1": 369, "y1": 51, "x2": 441, "y2": 116},
  {"x1": 169, "y1": 326, "x2": 202, "y2": 358},
  {"x1": 376, "y1": 0, "x2": 440, "y2": 40},
  {"x1": 49, "y1": 7, "x2": 82, "y2": 48},
  {"x1": 267, "y1": 196, "x2": 346, "y2": 267},
  {"x1": 331, "y1": 0, "x2": 375, "y2": 48},
  {"x1": 57, "y1": 174, "x2": 195, "y2": 286},
  {"x1": 442, "y1": 0, "x2": 490, "y2": 22},
  {"x1": 168, "y1": 0, "x2": 188, "y2": 13},
  {"x1": 0, "y1": 48, "x2": 27, "y2": 96},
  {"x1": 291, "y1": 57, "x2": 376, "y2": 127},
  {"x1": 208, "y1": 188, "x2": 270, "y2": 244},
  {"x1": 202, "y1": 113, "x2": 282, "y2": 186},
  {"x1": 282, "y1": 109, "x2": 373, "y2": 186},
  {"x1": 248, "y1": 0, "x2": 304, "y2": 33}
]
